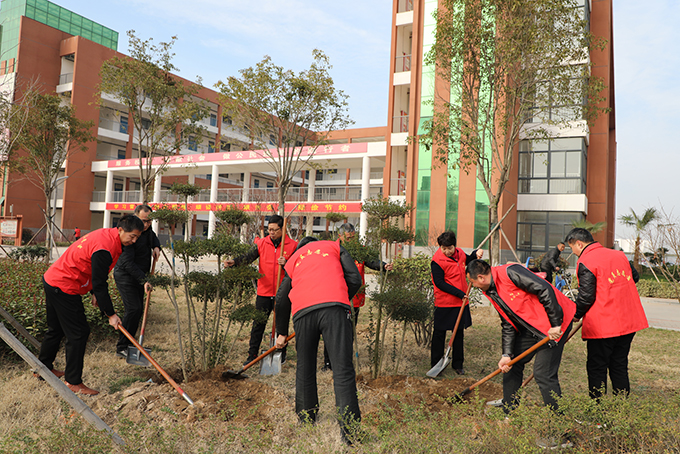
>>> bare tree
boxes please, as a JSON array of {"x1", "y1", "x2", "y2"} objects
[
  {"x1": 216, "y1": 50, "x2": 352, "y2": 216},
  {"x1": 419, "y1": 0, "x2": 608, "y2": 264},
  {"x1": 98, "y1": 31, "x2": 209, "y2": 203}
]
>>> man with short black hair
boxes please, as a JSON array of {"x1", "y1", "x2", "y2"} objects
[
  {"x1": 467, "y1": 259, "x2": 575, "y2": 413},
  {"x1": 565, "y1": 227, "x2": 648, "y2": 399},
  {"x1": 114, "y1": 204, "x2": 160, "y2": 358},
  {"x1": 38, "y1": 215, "x2": 144, "y2": 395},
  {"x1": 541, "y1": 242, "x2": 565, "y2": 284},
  {"x1": 226, "y1": 214, "x2": 298, "y2": 365}
]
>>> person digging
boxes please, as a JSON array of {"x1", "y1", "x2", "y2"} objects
[
  {"x1": 466, "y1": 259, "x2": 575, "y2": 448},
  {"x1": 37, "y1": 215, "x2": 144, "y2": 395},
  {"x1": 275, "y1": 237, "x2": 363, "y2": 445}
]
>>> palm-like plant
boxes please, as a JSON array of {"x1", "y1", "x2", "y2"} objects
[{"x1": 619, "y1": 207, "x2": 658, "y2": 273}]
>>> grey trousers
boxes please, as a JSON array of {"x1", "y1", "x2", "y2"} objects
[{"x1": 503, "y1": 322, "x2": 571, "y2": 413}]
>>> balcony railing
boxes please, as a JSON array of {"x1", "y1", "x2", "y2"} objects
[
  {"x1": 393, "y1": 115, "x2": 409, "y2": 133},
  {"x1": 99, "y1": 118, "x2": 128, "y2": 134},
  {"x1": 93, "y1": 186, "x2": 380, "y2": 204},
  {"x1": 398, "y1": 0, "x2": 414, "y2": 13},
  {"x1": 58, "y1": 73, "x2": 73, "y2": 85},
  {"x1": 395, "y1": 55, "x2": 411, "y2": 73}
]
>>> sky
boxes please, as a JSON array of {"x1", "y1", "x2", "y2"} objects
[{"x1": 49, "y1": 0, "x2": 679, "y2": 241}]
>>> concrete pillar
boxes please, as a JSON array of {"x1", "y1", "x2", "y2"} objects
[
  {"x1": 242, "y1": 170, "x2": 251, "y2": 202},
  {"x1": 152, "y1": 172, "x2": 162, "y2": 235},
  {"x1": 103, "y1": 170, "x2": 113, "y2": 228},
  {"x1": 360, "y1": 156, "x2": 371, "y2": 239},
  {"x1": 306, "y1": 169, "x2": 316, "y2": 236},
  {"x1": 187, "y1": 174, "x2": 195, "y2": 239},
  {"x1": 208, "y1": 164, "x2": 219, "y2": 238}
]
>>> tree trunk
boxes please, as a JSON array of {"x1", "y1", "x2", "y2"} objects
[
  {"x1": 44, "y1": 193, "x2": 53, "y2": 260},
  {"x1": 488, "y1": 203, "x2": 501, "y2": 266},
  {"x1": 633, "y1": 236, "x2": 642, "y2": 274}
]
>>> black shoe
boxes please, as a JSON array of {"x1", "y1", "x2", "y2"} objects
[
  {"x1": 454, "y1": 368, "x2": 465, "y2": 375},
  {"x1": 280, "y1": 350, "x2": 287, "y2": 365},
  {"x1": 116, "y1": 350, "x2": 128, "y2": 359},
  {"x1": 321, "y1": 363, "x2": 332, "y2": 372},
  {"x1": 243, "y1": 355, "x2": 257, "y2": 366}
]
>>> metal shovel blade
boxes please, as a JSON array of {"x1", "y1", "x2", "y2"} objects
[
  {"x1": 260, "y1": 351, "x2": 282, "y2": 376},
  {"x1": 127, "y1": 345, "x2": 152, "y2": 367},
  {"x1": 426, "y1": 346, "x2": 451, "y2": 378}
]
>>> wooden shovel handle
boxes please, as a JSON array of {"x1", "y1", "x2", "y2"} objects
[
  {"x1": 460, "y1": 335, "x2": 551, "y2": 396},
  {"x1": 139, "y1": 255, "x2": 159, "y2": 341},
  {"x1": 118, "y1": 325, "x2": 193, "y2": 405},
  {"x1": 241, "y1": 332, "x2": 295, "y2": 373},
  {"x1": 447, "y1": 282, "x2": 473, "y2": 349},
  {"x1": 271, "y1": 216, "x2": 288, "y2": 342}
]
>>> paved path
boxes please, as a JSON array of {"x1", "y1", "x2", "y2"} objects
[{"x1": 640, "y1": 297, "x2": 680, "y2": 331}]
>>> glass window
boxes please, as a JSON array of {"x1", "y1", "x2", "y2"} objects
[
  {"x1": 209, "y1": 114, "x2": 217, "y2": 127},
  {"x1": 531, "y1": 225, "x2": 546, "y2": 249},
  {"x1": 533, "y1": 153, "x2": 548, "y2": 177},
  {"x1": 551, "y1": 151, "x2": 565, "y2": 177},
  {"x1": 565, "y1": 152, "x2": 580, "y2": 177},
  {"x1": 518, "y1": 211, "x2": 547, "y2": 223},
  {"x1": 117, "y1": 149, "x2": 126, "y2": 159}
]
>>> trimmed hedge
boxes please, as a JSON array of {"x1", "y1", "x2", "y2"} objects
[{"x1": 636, "y1": 279, "x2": 680, "y2": 300}]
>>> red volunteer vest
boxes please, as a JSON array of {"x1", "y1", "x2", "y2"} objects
[
  {"x1": 255, "y1": 235, "x2": 298, "y2": 297},
  {"x1": 488, "y1": 264, "x2": 576, "y2": 339},
  {"x1": 431, "y1": 248, "x2": 468, "y2": 307},
  {"x1": 44, "y1": 228, "x2": 123, "y2": 295},
  {"x1": 284, "y1": 241, "x2": 350, "y2": 316},
  {"x1": 352, "y1": 262, "x2": 366, "y2": 308},
  {"x1": 577, "y1": 243, "x2": 648, "y2": 339}
]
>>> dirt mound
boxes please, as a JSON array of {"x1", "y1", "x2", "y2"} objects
[
  {"x1": 357, "y1": 374, "x2": 503, "y2": 417},
  {"x1": 91, "y1": 367, "x2": 502, "y2": 433}
]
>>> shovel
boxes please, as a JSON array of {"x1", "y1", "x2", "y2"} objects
[
  {"x1": 118, "y1": 325, "x2": 194, "y2": 405},
  {"x1": 260, "y1": 217, "x2": 288, "y2": 376},
  {"x1": 126, "y1": 288, "x2": 153, "y2": 367},
  {"x1": 427, "y1": 283, "x2": 473, "y2": 378},
  {"x1": 223, "y1": 333, "x2": 296, "y2": 380},
  {"x1": 456, "y1": 336, "x2": 551, "y2": 401},
  {"x1": 127, "y1": 256, "x2": 158, "y2": 367}
]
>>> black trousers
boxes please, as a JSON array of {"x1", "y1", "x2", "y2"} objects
[
  {"x1": 586, "y1": 332, "x2": 636, "y2": 399},
  {"x1": 294, "y1": 305, "x2": 361, "y2": 436},
  {"x1": 431, "y1": 326, "x2": 465, "y2": 369},
  {"x1": 323, "y1": 307, "x2": 360, "y2": 366},
  {"x1": 503, "y1": 323, "x2": 571, "y2": 413},
  {"x1": 114, "y1": 275, "x2": 145, "y2": 352},
  {"x1": 38, "y1": 278, "x2": 90, "y2": 385},
  {"x1": 247, "y1": 295, "x2": 287, "y2": 358},
  {"x1": 542, "y1": 269, "x2": 554, "y2": 284}
]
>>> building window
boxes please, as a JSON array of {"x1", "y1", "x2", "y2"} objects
[
  {"x1": 208, "y1": 141, "x2": 215, "y2": 153},
  {"x1": 141, "y1": 118, "x2": 151, "y2": 130},
  {"x1": 119, "y1": 116, "x2": 128, "y2": 134},
  {"x1": 114, "y1": 183, "x2": 123, "y2": 191},
  {"x1": 210, "y1": 113, "x2": 217, "y2": 127},
  {"x1": 518, "y1": 138, "x2": 586, "y2": 194},
  {"x1": 117, "y1": 149, "x2": 126, "y2": 159},
  {"x1": 223, "y1": 115, "x2": 232, "y2": 126},
  {"x1": 188, "y1": 137, "x2": 197, "y2": 152},
  {"x1": 516, "y1": 211, "x2": 584, "y2": 260},
  {"x1": 266, "y1": 181, "x2": 274, "y2": 188},
  {"x1": 254, "y1": 179, "x2": 260, "y2": 188},
  {"x1": 269, "y1": 134, "x2": 277, "y2": 146},
  {"x1": 221, "y1": 141, "x2": 230, "y2": 152}
]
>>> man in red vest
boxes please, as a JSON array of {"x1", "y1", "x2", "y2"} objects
[
  {"x1": 565, "y1": 228, "x2": 648, "y2": 399},
  {"x1": 38, "y1": 215, "x2": 145, "y2": 395},
  {"x1": 275, "y1": 237, "x2": 362, "y2": 445},
  {"x1": 467, "y1": 259, "x2": 575, "y2": 414},
  {"x1": 225, "y1": 214, "x2": 297, "y2": 365},
  {"x1": 431, "y1": 231, "x2": 482, "y2": 375},
  {"x1": 321, "y1": 223, "x2": 393, "y2": 371}
]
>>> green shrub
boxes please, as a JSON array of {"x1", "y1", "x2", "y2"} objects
[
  {"x1": 7, "y1": 245, "x2": 49, "y2": 262},
  {"x1": 0, "y1": 258, "x2": 124, "y2": 356},
  {"x1": 635, "y1": 279, "x2": 680, "y2": 300}
]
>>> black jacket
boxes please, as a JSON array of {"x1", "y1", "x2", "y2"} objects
[
  {"x1": 113, "y1": 227, "x2": 161, "y2": 284},
  {"x1": 540, "y1": 246, "x2": 562, "y2": 272}
]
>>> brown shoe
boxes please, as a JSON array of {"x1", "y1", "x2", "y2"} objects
[
  {"x1": 65, "y1": 381, "x2": 99, "y2": 396},
  {"x1": 33, "y1": 369, "x2": 65, "y2": 380}
]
